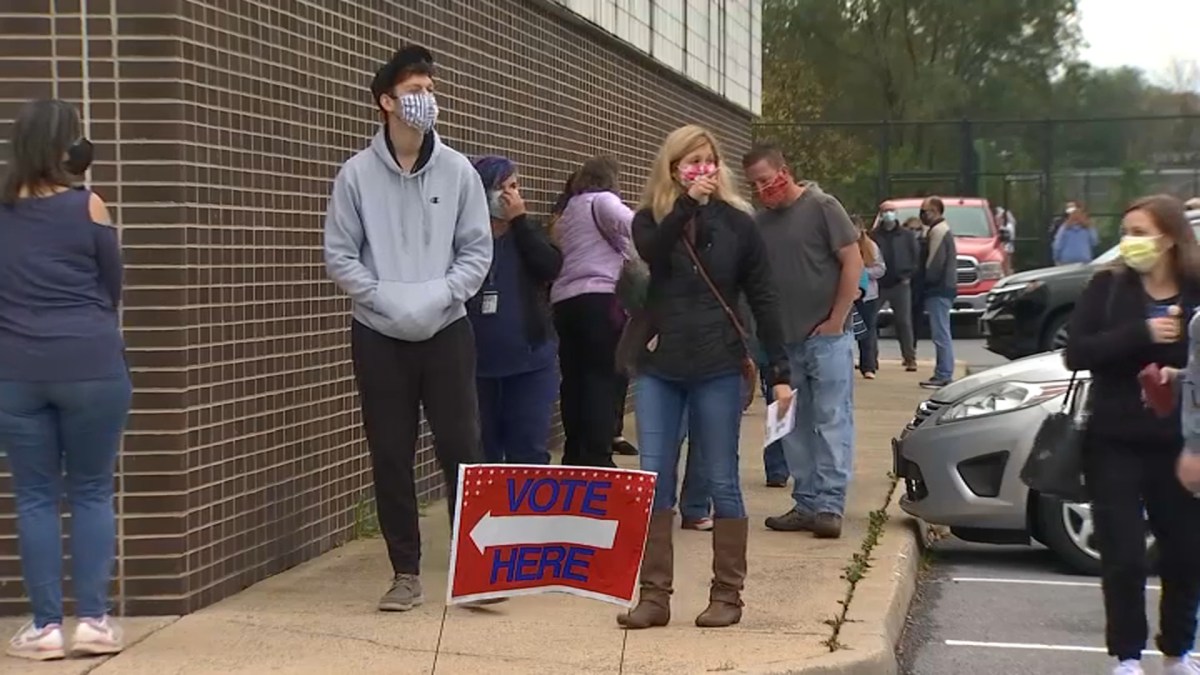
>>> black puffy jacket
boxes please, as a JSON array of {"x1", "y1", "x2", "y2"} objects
[{"x1": 631, "y1": 194, "x2": 789, "y2": 386}]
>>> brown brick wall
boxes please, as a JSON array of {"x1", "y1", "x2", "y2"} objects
[{"x1": 0, "y1": 0, "x2": 752, "y2": 615}]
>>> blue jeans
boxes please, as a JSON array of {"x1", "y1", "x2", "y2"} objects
[
  {"x1": 676, "y1": 413, "x2": 712, "y2": 521},
  {"x1": 924, "y1": 296, "x2": 954, "y2": 381},
  {"x1": 782, "y1": 334, "x2": 856, "y2": 515},
  {"x1": 634, "y1": 371, "x2": 746, "y2": 519},
  {"x1": 0, "y1": 376, "x2": 132, "y2": 628},
  {"x1": 477, "y1": 365, "x2": 559, "y2": 465},
  {"x1": 758, "y1": 369, "x2": 789, "y2": 483}
]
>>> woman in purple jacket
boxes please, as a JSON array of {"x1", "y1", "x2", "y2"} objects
[{"x1": 550, "y1": 157, "x2": 636, "y2": 467}]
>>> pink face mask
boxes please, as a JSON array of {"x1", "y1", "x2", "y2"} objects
[{"x1": 679, "y1": 162, "x2": 717, "y2": 184}]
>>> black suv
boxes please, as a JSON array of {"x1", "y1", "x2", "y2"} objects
[{"x1": 983, "y1": 210, "x2": 1200, "y2": 360}]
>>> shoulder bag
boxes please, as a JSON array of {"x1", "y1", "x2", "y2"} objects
[
  {"x1": 1018, "y1": 275, "x2": 1119, "y2": 503},
  {"x1": 589, "y1": 197, "x2": 650, "y2": 312}
]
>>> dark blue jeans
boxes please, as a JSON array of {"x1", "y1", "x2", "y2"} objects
[
  {"x1": 634, "y1": 371, "x2": 746, "y2": 518},
  {"x1": 0, "y1": 376, "x2": 132, "y2": 628},
  {"x1": 477, "y1": 364, "x2": 559, "y2": 465}
]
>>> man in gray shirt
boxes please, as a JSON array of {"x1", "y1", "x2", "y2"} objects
[{"x1": 743, "y1": 144, "x2": 864, "y2": 539}]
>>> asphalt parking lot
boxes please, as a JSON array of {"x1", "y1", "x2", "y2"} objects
[{"x1": 898, "y1": 537, "x2": 1169, "y2": 674}]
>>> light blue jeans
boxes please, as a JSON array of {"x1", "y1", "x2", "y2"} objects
[
  {"x1": 781, "y1": 333, "x2": 856, "y2": 516},
  {"x1": 635, "y1": 371, "x2": 746, "y2": 519},
  {"x1": 924, "y1": 295, "x2": 955, "y2": 381},
  {"x1": 676, "y1": 413, "x2": 712, "y2": 521},
  {"x1": 0, "y1": 376, "x2": 132, "y2": 628}
]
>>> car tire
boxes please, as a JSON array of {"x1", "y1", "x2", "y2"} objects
[
  {"x1": 1036, "y1": 493, "x2": 1156, "y2": 576},
  {"x1": 1040, "y1": 312, "x2": 1071, "y2": 353}
]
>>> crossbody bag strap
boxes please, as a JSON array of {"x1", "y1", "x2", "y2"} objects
[
  {"x1": 681, "y1": 230, "x2": 751, "y2": 353},
  {"x1": 589, "y1": 197, "x2": 624, "y2": 257}
]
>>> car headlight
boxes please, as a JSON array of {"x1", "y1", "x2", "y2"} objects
[
  {"x1": 987, "y1": 280, "x2": 1043, "y2": 303},
  {"x1": 939, "y1": 380, "x2": 1071, "y2": 423},
  {"x1": 980, "y1": 261, "x2": 1005, "y2": 280}
]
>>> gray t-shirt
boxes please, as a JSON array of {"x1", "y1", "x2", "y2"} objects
[{"x1": 755, "y1": 184, "x2": 859, "y2": 343}]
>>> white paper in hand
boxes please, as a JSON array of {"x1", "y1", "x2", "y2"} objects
[{"x1": 764, "y1": 390, "x2": 797, "y2": 447}]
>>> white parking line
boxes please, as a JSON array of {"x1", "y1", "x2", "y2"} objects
[
  {"x1": 950, "y1": 576, "x2": 1161, "y2": 591},
  {"x1": 946, "y1": 639, "x2": 1162, "y2": 656}
]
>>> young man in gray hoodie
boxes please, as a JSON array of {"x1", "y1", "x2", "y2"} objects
[{"x1": 323, "y1": 46, "x2": 493, "y2": 612}]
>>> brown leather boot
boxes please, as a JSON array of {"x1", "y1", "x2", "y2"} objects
[
  {"x1": 694, "y1": 517, "x2": 747, "y2": 628},
  {"x1": 617, "y1": 510, "x2": 674, "y2": 629}
]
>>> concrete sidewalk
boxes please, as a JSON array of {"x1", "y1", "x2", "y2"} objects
[{"x1": 0, "y1": 364, "x2": 930, "y2": 675}]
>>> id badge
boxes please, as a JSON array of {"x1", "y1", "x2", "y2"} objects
[{"x1": 481, "y1": 291, "x2": 499, "y2": 315}]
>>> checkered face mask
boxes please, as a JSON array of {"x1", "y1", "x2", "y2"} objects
[{"x1": 396, "y1": 91, "x2": 438, "y2": 133}]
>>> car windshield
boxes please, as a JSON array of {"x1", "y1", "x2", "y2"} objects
[
  {"x1": 1091, "y1": 222, "x2": 1200, "y2": 265},
  {"x1": 889, "y1": 205, "x2": 992, "y2": 237}
]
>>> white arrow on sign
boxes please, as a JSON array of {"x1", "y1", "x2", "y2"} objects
[{"x1": 469, "y1": 511, "x2": 618, "y2": 554}]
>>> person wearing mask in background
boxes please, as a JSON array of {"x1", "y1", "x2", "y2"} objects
[
  {"x1": 1065, "y1": 194, "x2": 1200, "y2": 675},
  {"x1": 467, "y1": 156, "x2": 563, "y2": 465},
  {"x1": 903, "y1": 216, "x2": 927, "y2": 354},
  {"x1": 743, "y1": 144, "x2": 863, "y2": 540},
  {"x1": 0, "y1": 100, "x2": 130, "y2": 661},
  {"x1": 1053, "y1": 201, "x2": 1098, "y2": 266},
  {"x1": 551, "y1": 156, "x2": 635, "y2": 468},
  {"x1": 995, "y1": 206, "x2": 1017, "y2": 257},
  {"x1": 873, "y1": 210, "x2": 920, "y2": 372},
  {"x1": 618, "y1": 125, "x2": 791, "y2": 630},
  {"x1": 917, "y1": 197, "x2": 956, "y2": 389},
  {"x1": 324, "y1": 46, "x2": 492, "y2": 613},
  {"x1": 1049, "y1": 200, "x2": 1079, "y2": 258},
  {"x1": 854, "y1": 218, "x2": 886, "y2": 379}
]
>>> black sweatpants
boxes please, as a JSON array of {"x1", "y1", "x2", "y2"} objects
[
  {"x1": 351, "y1": 318, "x2": 482, "y2": 576},
  {"x1": 553, "y1": 293, "x2": 620, "y2": 467},
  {"x1": 1083, "y1": 435, "x2": 1200, "y2": 660}
]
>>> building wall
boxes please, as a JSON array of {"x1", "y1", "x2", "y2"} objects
[{"x1": 0, "y1": 0, "x2": 753, "y2": 615}]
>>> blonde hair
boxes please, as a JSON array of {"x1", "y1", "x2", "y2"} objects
[{"x1": 639, "y1": 125, "x2": 752, "y2": 222}]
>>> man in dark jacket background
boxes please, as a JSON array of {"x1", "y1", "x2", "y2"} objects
[
  {"x1": 917, "y1": 197, "x2": 957, "y2": 388},
  {"x1": 872, "y1": 210, "x2": 920, "y2": 371}
]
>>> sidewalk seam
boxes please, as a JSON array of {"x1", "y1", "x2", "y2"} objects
[{"x1": 821, "y1": 475, "x2": 899, "y2": 652}]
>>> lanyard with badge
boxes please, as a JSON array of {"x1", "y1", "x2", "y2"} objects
[{"x1": 481, "y1": 236, "x2": 504, "y2": 315}]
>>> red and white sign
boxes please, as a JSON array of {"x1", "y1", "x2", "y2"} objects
[{"x1": 447, "y1": 464, "x2": 657, "y2": 607}]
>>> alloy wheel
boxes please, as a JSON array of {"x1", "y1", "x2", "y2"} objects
[
  {"x1": 1051, "y1": 324, "x2": 1070, "y2": 350},
  {"x1": 1060, "y1": 501, "x2": 1154, "y2": 562}
]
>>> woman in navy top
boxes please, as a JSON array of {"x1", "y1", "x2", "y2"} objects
[
  {"x1": 466, "y1": 156, "x2": 563, "y2": 465},
  {"x1": 0, "y1": 99, "x2": 130, "y2": 661}
]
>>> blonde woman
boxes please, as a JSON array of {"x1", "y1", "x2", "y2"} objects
[{"x1": 617, "y1": 125, "x2": 792, "y2": 630}]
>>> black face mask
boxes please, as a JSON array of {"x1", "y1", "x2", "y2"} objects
[{"x1": 64, "y1": 138, "x2": 94, "y2": 176}]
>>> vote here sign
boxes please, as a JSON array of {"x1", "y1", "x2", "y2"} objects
[{"x1": 447, "y1": 464, "x2": 657, "y2": 607}]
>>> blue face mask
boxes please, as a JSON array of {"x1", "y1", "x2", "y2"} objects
[{"x1": 487, "y1": 190, "x2": 506, "y2": 220}]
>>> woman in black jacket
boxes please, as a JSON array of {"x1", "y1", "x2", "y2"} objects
[
  {"x1": 617, "y1": 125, "x2": 792, "y2": 631},
  {"x1": 1064, "y1": 194, "x2": 1200, "y2": 675},
  {"x1": 466, "y1": 156, "x2": 563, "y2": 465}
]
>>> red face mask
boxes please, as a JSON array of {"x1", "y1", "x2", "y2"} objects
[{"x1": 756, "y1": 171, "x2": 792, "y2": 208}]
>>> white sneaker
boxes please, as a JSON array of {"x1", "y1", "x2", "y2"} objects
[
  {"x1": 72, "y1": 616, "x2": 124, "y2": 656},
  {"x1": 6, "y1": 621, "x2": 65, "y2": 661},
  {"x1": 1112, "y1": 660, "x2": 1144, "y2": 675},
  {"x1": 1164, "y1": 656, "x2": 1200, "y2": 674}
]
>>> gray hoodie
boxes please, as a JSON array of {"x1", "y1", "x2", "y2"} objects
[{"x1": 324, "y1": 130, "x2": 492, "y2": 341}]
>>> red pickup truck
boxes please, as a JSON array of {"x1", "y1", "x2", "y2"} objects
[{"x1": 873, "y1": 197, "x2": 1011, "y2": 322}]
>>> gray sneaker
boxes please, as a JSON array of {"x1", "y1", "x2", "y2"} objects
[
  {"x1": 379, "y1": 573, "x2": 424, "y2": 612},
  {"x1": 764, "y1": 508, "x2": 816, "y2": 532}
]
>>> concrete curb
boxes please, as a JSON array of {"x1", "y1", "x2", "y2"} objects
[{"x1": 743, "y1": 489, "x2": 924, "y2": 675}]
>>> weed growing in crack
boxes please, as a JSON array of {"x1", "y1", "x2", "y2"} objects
[{"x1": 821, "y1": 474, "x2": 898, "y2": 652}]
